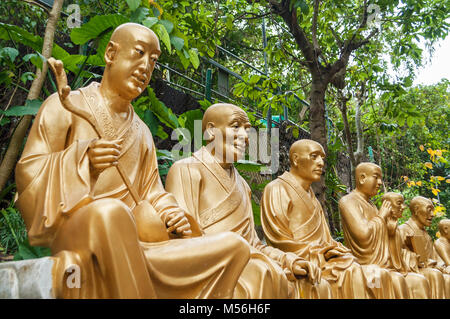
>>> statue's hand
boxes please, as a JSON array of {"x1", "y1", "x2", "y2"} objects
[
  {"x1": 48, "y1": 57, "x2": 71, "y2": 100},
  {"x1": 293, "y1": 260, "x2": 321, "y2": 285},
  {"x1": 386, "y1": 216, "x2": 398, "y2": 236},
  {"x1": 87, "y1": 138, "x2": 123, "y2": 176},
  {"x1": 165, "y1": 210, "x2": 192, "y2": 238},
  {"x1": 324, "y1": 248, "x2": 347, "y2": 260},
  {"x1": 379, "y1": 200, "x2": 392, "y2": 221}
]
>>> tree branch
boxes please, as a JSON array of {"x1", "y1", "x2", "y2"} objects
[
  {"x1": 0, "y1": 0, "x2": 64, "y2": 191},
  {"x1": 311, "y1": 0, "x2": 321, "y2": 52}
]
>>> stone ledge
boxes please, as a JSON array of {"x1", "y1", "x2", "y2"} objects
[{"x1": 0, "y1": 257, "x2": 55, "y2": 299}]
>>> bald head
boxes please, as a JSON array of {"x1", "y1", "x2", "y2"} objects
[
  {"x1": 202, "y1": 103, "x2": 248, "y2": 135},
  {"x1": 289, "y1": 140, "x2": 325, "y2": 167},
  {"x1": 409, "y1": 196, "x2": 433, "y2": 215},
  {"x1": 355, "y1": 163, "x2": 381, "y2": 184},
  {"x1": 382, "y1": 192, "x2": 405, "y2": 219},
  {"x1": 110, "y1": 22, "x2": 158, "y2": 44},
  {"x1": 438, "y1": 219, "x2": 450, "y2": 237},
  {"x1": 354, "y1": 162, "x2": 382, "y2": 197},
  {"x1": 382, "y1": 192, "x2": 404, "y2": 202}
]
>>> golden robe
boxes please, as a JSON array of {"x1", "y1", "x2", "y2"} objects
[
  {"x1": 339, "y1": 191, "x2": 430, "y2": 298},
  {"x1": 15, "y1": 82, "x2": 250, "y2": 299},
  {"x1": 398, "y1": 220, "x2": 450, "y2": 298},
  {"x1": 166, "y1": 147, "x2": 332, "y2": 299},
  {"x1": 260, "y1": 172, "x2": 402, "y2": 298}
]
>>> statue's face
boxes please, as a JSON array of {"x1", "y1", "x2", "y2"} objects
[
  {"x1": 210, "y1": 106, "x2": 250, "y2": 163},
  {"x1": 388, "y1": 195, "x2": 406, "y2": 219},
  {"x1": 358, "y1": 165, "x2": 382, "y2": 197},
  {"x1": 414, "y1": 199, "x2": 434, "y2": 228},
  {"x1": 107, "y1": 27, "x2": 161, "y2": 100},
  {"x1": 291, "y1": 142, "x2": 325, "y2": 182},
  {"x1": 441, "y1": 221, "x2": 450, "y2": 240}
]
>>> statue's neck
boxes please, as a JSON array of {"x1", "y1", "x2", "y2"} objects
[
  {"x1": 410, "y1": 217, "x2": 426, "y2": 231},
  {"x1": 354, "y1": 189, "x2": 371, "y2": 202},
  {"x1": 288, "y1": 171, "x2": 311, "y2": 192}
]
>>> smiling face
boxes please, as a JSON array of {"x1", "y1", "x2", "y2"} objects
[
  {"x1": 289, "y1": 140, "x2": 326, "y2": 183},
  {"x1": 203, "y1": 104, "x2": 251, "y2": 164},
  {"x1": 382, "y1": 192, "x2": 406, "y2": 219},
  {"x1": 355, "y1": 163, "x2": 383, "y2": 198},
  {"x1": 411, "y1": 197, "x2": 434, "y2": 228},
  {"x1": 104, "y1": 23, "x2": 161, "y2": 101}
]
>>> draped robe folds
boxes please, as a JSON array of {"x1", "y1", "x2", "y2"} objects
[
  {"x1": 15, "y1": 82, "x2": 250, "y2": 299},
  {"x1": 339, "y1": 191, "x2": 431, "y2": 298},
  {"x1": 398, "y1": 220, "x2": 450, "y2": 298},
  {"x1": 260, "y1": 172, "x2": 401, "y2": 299},
  {"x1": 166, "y1": 147, "x2": 332, "y2": 299}
]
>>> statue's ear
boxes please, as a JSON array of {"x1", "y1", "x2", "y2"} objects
[
  {"x1": 205, "y1": 122, "x2": 216, "y2": 142},
  {"x1": 104, "y1": 41, "x2": 119, "y2": 66},
  {"x1": 291, "y1": 153, "x2": 299, "y2": 167},
  {"x1": 359, "y1": 173, "x2": 366, "y2": 185}
]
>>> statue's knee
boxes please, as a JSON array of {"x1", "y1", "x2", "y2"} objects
[
  {"x1": 89, "y1": 198, "x2": 132, "y2": 223},
  {"x1": 225, "y1": 232, "x2": 250, "y2": 260}
]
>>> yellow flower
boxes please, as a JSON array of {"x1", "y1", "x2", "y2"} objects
[
  {"x1": 446, "y1": 179, "x2": 450, "y2": 184},
  {"x1": 427, "y1": 148, "x2": 433, "y2": 154},
  {"x1": 436, "y1": 149, "x2": 442, "y2": 157},
  {"x1": 402, "y1": 176, "x2": 409, "y2": 182},
  {"x1": 437, "y1": 176, "x2": 445, "y2": 181},
  {"x1": 419, "y1": 145, "x2": 424, "y2": 151},
  {"x1": 431, "y1": 188, "x2": 441, "y2": 196},
  {"x1": 435, "y1": 206, "x2": 444, "y2": 213},
  {"x1": 436, "y1": 231, "x2": 441, "y2": 238},
  {"x1": 424, "y1": 162, "x2": 433, "y2": 169},
  {"x1": 410, "y1": 181, "x2": 416, "y2": 186},
  {"x1": 416, "y1": 181, "x2": 422, "y2": 186}
]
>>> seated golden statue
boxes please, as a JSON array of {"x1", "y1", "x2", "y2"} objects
[
  {"x1": 260, "y1": 139, "x2": 402, "y2": 299},
  {"x1": 397, "y1": 196, "x2": 449, "y2": 298},
  {"x1": 15, "y1": 23, "x2": 251, "y2": 299},
  {"x1": 435, "y1": 219, "x2": 450, "y2": 273},
  {"x1": 166, "y1": 103, "x2": 332, "y2": 299},
  {"x1": 338, "y1": 163, "x2": 430, "y2": 298}
]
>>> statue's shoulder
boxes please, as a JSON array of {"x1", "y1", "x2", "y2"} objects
[{"x1": 338, "y1": 192, "x2": 355, "y2": 206}]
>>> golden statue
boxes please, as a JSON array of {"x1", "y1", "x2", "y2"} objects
[
  {"x1": 260, "y1": 139, "x2": 403, "y2": 298},
  {"x1": 166, "y1": 103, "x2": 332, "y2": 299},
  {"x1": 15, "y1": 23, "x2": 251, "y2": 299},
  {"x1": 338, "y1": 163, "x2": 431, "y2": 298},
  {"x1": 435, "y1": 219, "x2": 450, "y2": 273},
  {"x1": 397, "y1": 196, "x2": 450, "y2": 298}
]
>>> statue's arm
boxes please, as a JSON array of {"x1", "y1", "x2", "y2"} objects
[
  {"x1": 338, "y1": 197, "x2": 381, "y2": 245},
  {"x1": 434, "y1": 240, "x2": 450, "y2": 266}
]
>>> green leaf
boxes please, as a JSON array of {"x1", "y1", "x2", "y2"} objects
[
  {"x1": 23, "y1": 53, "x2": 45, "y2": 70},
  {"x1": 2, "y1": 99, "x2": 42, "y2": 116},
  {"x1": 144, "y1": 109, "x2": 159, "y2": 136},
  {"x1": 131, "y1": 7, "x2": 149, "y2": 23},
  {"x1": 70, "y1": 14, "x2": 128, "y2": 45},
  {"x1": 20, "y1": 72, "x2": 35, "y2": 84},
  {"x1": 146, "y1": 87, "x2": 179, "y2": 129},
  {"x1": 189, "y1": 48, "x2": 200, "y2": 69},
  {"x1": 0, "y1": 23, "x2": 69, "y2": 60},
  {"x1": 0, "y1": 47, "x2": 18, "y2": 62},
  {"x1": 142, "y1": 17, "x2": 158, "y2": 29},
  {"x1": 159, "y1": 19, "x2": 174, "y2": 34},
  {"x1": 126, "y1": 0, "x2": 141, "y2": 11},
  {"x1": 153, "y1": 23, "x2": 171, "y2": 53},
  {"x1": 170, "y1": 36, "x2": 185, "y2": 51},
  {"x1": 235, "y1": 160, "x2": 262, "y2": 172}
]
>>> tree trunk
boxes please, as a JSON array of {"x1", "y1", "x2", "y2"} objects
[
  {"x1": 309, "y1": 78, "x2": 336, "y2": 233},
  {"x1": 0, "y1": 0, "x2": 64, "y2": 192}
]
